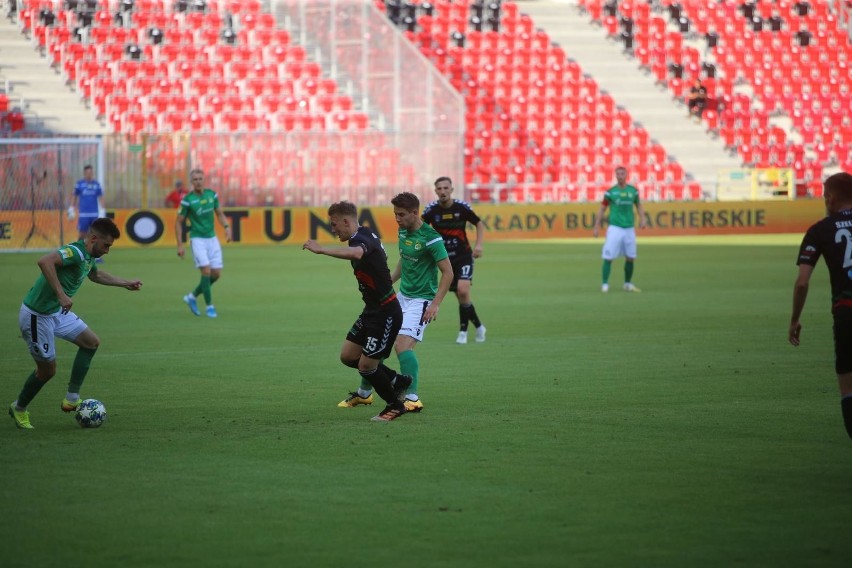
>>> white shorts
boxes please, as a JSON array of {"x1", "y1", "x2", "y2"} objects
[
  {"x1": 19, "y1": 303, "x2": 88, "y2": 362},
  {"x1": 602, "y1": 226, "x2": 638, "y2": 260},
  {"x1": 190, "y1": 237, "x2": 223, "y2": 269},
  {"x1": 397, "y1": 292, "x2": 432, "y2": 343}
]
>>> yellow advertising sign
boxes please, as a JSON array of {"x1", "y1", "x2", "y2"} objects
[{"x1": 0, "y1": 200, "x2": 827, "y2": 250}]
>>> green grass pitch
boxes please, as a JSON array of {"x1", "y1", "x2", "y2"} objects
[{"x1": 1, "y1": 237, "x2": 849, "y2": 568}]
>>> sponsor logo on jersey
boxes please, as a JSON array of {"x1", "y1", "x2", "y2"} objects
[{"x1": 60, "y1": 247, "x2": 73, "y2": 259}]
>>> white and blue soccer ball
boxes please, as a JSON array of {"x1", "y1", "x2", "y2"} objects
[{"x1": 75, "y1": 399, "x2": 107, "y2": 428}]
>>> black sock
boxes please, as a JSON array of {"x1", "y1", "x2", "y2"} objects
[
  {"x1": 359, "y1": 367, "x2": 396, "y2": 404},
  {"x1": 379, "y1": 362, "x2": 399, "y2": 379},
  {"x1": 468, "y1": 304, "x2": 482, "y2": 328},
  {"x1": 459, "y1": 304, "x2": 471, "y2": 332},
  {"x1": 842, "y1": 396, "x2": 852, "y2": 441}
]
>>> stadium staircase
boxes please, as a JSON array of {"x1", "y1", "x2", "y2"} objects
[
  {"x1": 580, "y1": 0, "x2": 852, "y2": 197},
  {"x1": 380, "y1": 0, "x2": 704, "y2": 202},
  {"x1": 384, "y1": 0, "x2": 850, "y2": 200},
  {"x1": 519, "y1": 0, "x2": 740, "y2": 195}
]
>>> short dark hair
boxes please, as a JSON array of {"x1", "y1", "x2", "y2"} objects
[
  {"x1": 391, "y1": 192, "x2": 419, "y2": 211},
  {"x1": 434, "y1": 176, "x2": 452, "y2": 186},
  {"x1": 83, "y1": 165, "x2": 93, "y2": 172},
  {"x1": 825, "y1": 172, "x2": 852, "y2": 203},
  {"x1": 328, "y1": 201, "x2": 357, "y2": 218},
  {"x1": 90, "y1": 217, "x2": 120, "y2": 239}
]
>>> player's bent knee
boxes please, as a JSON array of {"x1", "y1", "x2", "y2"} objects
[
  {"x1": 74, "y1": 330, "x2": 100, "y2": 350},
  {"x1": 357, "y1": 358, "x2": 379, "y2": 373},
  {"x1": 35, "y1": 362, "x2": 57, "y2": 381},
  {"x1": 340, "y1": 356, "x2": 359, "y2": 368}
]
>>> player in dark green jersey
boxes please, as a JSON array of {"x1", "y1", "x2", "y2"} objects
[
  {"x1": 592, "y1": 166, "x2": 646, "y2": 293},
  {"x1": 790, "y1": 172, "x2": 852, "y2": 440},
  {"x1": 9, "y1": 218, "x2": 143, "y2": 430},
  {"x1": 338, "y1": 192, "x2": 453, "y2": 413},
  {"x1": 175, "y1": 168, "x2": 232, "y2": 318},
  {"x1": 303, "y1": 201, "x2": 411, "y2": 422}
]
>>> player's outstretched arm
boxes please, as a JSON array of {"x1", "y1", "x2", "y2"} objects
[
  {"x1": 302, "y1": 240, "x2": 364, "y2": 260},
  {"x1": 88, "y1": 270, "x2": 143, "y2": 290}
]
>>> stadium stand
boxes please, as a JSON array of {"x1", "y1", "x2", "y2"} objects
[
  {"x1": 9, "y1": 0, "x2": 848, "y2": 203},
  {"x1": 584, "y1": 0, "x2": 852, "y2": 197},
  {"x1": 377, "y1": 0, "x2": 701, "y2": 203},
  {"x1": 10, "y1": 0, "x2": 419, "y2": 204}
]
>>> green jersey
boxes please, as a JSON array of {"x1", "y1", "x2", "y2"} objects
[
  {"x1": 23, "y1": 240, "x2": 97, "y2": 314},
  {"x1": 398, "y1": 222, "x2": 448, "y2": 300},
  {"x1": 603, "y1": 184, "x2": 641, "y2": 228},
  {"x1": 179, "y1": 189, "x2": 220, "y2": 238}
]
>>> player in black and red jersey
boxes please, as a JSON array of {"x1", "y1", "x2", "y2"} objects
[
  {"x1": 422, "y1": 176, "x2": 487, "y2": 345},
  {"x1": 303, "y1": 201, "x2": 411, "y2": 422},
  {"x1": 790, "y1": 172, "x2": 852, "y2": 440}
]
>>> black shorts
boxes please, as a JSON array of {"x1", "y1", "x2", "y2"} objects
[
  {"x1": 450, "y1": 256, "x2": 474, "y2": 292},
  {"x1": 346, "y1": 303, "x2": 402, "y2": 360},
  {"x1": 832, "y1": 307, "x2": 852, "y2": 374}
]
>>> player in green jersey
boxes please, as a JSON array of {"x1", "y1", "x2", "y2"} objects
[
  {"x1": 176, "y1": 168, "x2": 232, "y2": 318},
  {"x1": 9, "y1": 218, "x2": 142, "y2": 430},
  {"x1": 338, "y1": 192, "x2": 453, "y2": 413},
  {"x1": 592, "y1": 166, "x2": 646, "y2": 293}
]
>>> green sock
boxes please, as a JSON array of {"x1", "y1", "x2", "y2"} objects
[
  {"x1": 625, "y1": 260, "x2": 634, "y2": 283},
  {"x1": 193, "y1": 275, "x2": 217, "y2": 298},
  {"x1": 69, "y1": 347, "x2": 97, "y2": 393},
  {"x1": 602, "y1": 260, "x2": 612, "y2": 284},
  {"x1": 16, "y1": 371, "x2": 48, "y2": 408},
  {"x1": 200, "y1": 275, "x2": 212, "y2": 305},
  {"x1": 398, "y1": 350, "x2": 419, "y2": 395}
]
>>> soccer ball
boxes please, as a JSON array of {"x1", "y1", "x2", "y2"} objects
[{"x1": 75, "y1": 399, "x2": 107, "y2": 428}]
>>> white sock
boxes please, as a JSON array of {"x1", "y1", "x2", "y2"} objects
[
  {"x1": 357, "y1": 388, "x2": 372, "y2": 398},
  {"x1": 65, "y1": 393, "x2": 80, "y2": 403},
  {"x1": 405, "y1": 394, "x2": 419, "y2": 402}
]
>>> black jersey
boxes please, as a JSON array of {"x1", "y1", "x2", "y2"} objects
[
  {"x1": 422, "y1": 199, "x2": 481, "y2": 260},
  {"x1": 797, "y1": 208, "x2": 852, "y2": 307},
  {"x1": 349, "y1": 226, "x2": 397, "y2": 310}
]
